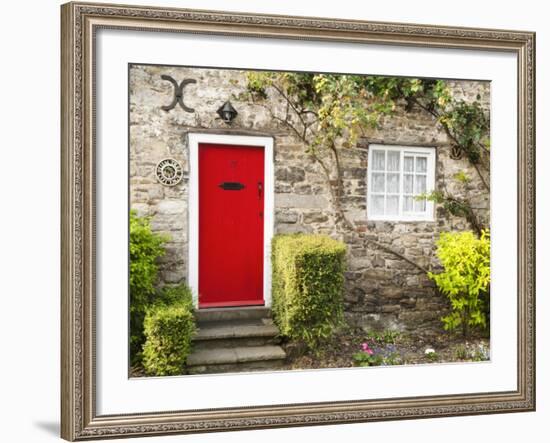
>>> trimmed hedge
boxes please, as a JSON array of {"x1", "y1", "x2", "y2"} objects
[
  {"x1": 271, "y1": 234, "x2": 347, "y2": 349},
  {"x1": 142, "y1": 284, "x2": 196, "y2": 376},
  {"x1": 155, "y1": 283, "x2": 194, "y2": 308}
]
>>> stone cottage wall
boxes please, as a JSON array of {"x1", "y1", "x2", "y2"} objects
[{"x1": 129, "y1": 64, "x2": 490, "y2": 333}]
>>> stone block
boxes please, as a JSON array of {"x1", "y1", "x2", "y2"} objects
[
  {"x1": 275, "y1": 193, "x2": 328, "y2": 209},
  {"x1": 343, "y1": 167, "x2": 366, "y2": 179},
  {"x1": 364, "y1": 269, "x2": 390, "y2": 281},
  {"x1": 130, "y1": 203, "x2": 151, "y2": 216},
  {"x1": 275, "y1": 211, "x2": 299, "y2": 224},
  {"x1": 276, "y1": 224, "x2": 313, "y2": 234},
  {"x1": 381, "y1": 305, "x2": 401, "y2": 314},
  {"x1": 156, "y1": 199, "x2": 185, "y2": 214},
  {"x1": 302, "y1": 211, "x2": 329, "y2": 224},
  {"x1": 372, "y1": 255, "x2": 385, "y2": 268},
  {"x1": 379, "y1": 286, "x2": 405, "y2": 299},
  {"x1": 275, "y1": 166, "x2": 306, "y2": 183},
  {"x1": 348, "y1": 257, "x2": 372, "y2": 271},
  {"x1": 294, "y1": 184, "x2": 312, "y2": 194},
  {"x1": 398, "y1": 310, "x2": 439, "y2": 325},
  {"x1": 161, "y1": 270, "x2": 186, "y2": 283},
  {"x1": 400, "y1": 297, "x2": 417, "y2": 308},
  {"x1": 274, "y1": 183, "x2": 292, "y2": 193}
]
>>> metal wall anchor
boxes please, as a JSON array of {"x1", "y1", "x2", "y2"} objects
[{"x1": 160, "y1": 75, "x2": 197, "y2": 112}]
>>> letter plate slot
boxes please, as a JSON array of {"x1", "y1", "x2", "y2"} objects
[{"x1": 219, "y1": 182, "x2": 245, "y2": 191}]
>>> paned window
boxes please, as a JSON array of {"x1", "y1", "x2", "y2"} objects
[{"x1": 367, "y1": 145, "x2": 436, "y2": 221}]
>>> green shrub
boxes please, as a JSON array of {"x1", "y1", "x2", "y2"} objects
[
  {"x1": 155, "y1": 283, "x2": 194, "y2": 308},
  {"x1": 129, "y1": 210, "x2": 169, "y2": 363},
  {"x1": 271, "y1": 234, "x2": 346, "y2": 349},
  {"x1": 142, "y1": 297, "x2": 196, "y2": 376},
  {"x1": 429, "y1": 230, "x2": 490, "y2": 337}
]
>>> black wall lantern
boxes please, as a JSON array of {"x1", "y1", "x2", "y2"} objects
[{"x1": 217, "y1": 100, "x2": 238, "y2": 124}]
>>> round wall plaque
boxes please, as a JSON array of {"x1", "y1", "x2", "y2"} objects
[{"x1": 155, "y1": 158, "x2": 183, "y2": 186}]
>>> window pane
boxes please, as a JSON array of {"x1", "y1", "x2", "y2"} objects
[
  {"x1": 387, "y1": 151, "x2": 400, "y2": 171},
  {"x1": 371, "y1": 195, "x2": 384, "y2": 215},
  {"x1": 386, "y1": 196, "x2": 399, "y2": 215},
  {"x1": 414, "y1": 198, "x2": 426, "y2": 212},
  {"x1": 386, "y1": 173, "x2": 400, "y2": 193},
  {"x1": 415, "y1": 175, "x2": 427, "y2": 194},
  {"x1": 416, "y1": 156, "x2": 427, "y2": 173},
  {"x1": 372, "y1": 173, "x2": 385, "y2": 193},
  {"x1": 404, "y1": 155, "x2": 414, "y2": 172},
  {"x1": 372, "y1": 150, "x2": 385, "y2": 171},
  {"x1": 368, "y1": 147, "x2": 434, "y2": 220},
  {"x1": 404, "y1": 174, "x2": 414, "y2": 194}
]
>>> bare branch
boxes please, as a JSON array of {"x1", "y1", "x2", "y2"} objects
[
  {"x1": 367, "y1": 240, "x2": 430, "y2": 274},
  {"x1": 471, "y1": 161, "x2": 490, "y2": 192}
]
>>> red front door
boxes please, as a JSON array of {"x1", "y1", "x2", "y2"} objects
[{"x1": 198, "y1": 143, "x2": 265, "y2": 308}]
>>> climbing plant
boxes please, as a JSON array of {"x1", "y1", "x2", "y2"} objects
[
  {"x1": 361, "y1": 77, "x2": 490, "y2": 184},
  {"x1": 246, "y1": 72, "x2": 385, "y2": 223},
  {"x1": 244, "y1": 73, "x2": 490, "y2": 270},
  {"x1": 246, "y1": 72, "x2": 490, "y2": 273}
]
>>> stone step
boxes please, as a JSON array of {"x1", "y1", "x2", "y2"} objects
[
  {"x1": 194, "y1": 320, "x2": 280, "y2": 349},
  {"x1": 195, "y1": 306, "x2": 271, "y2": 323},
  {"x1": 187, "y1": 345, "x2": 286, "y2": 375}
]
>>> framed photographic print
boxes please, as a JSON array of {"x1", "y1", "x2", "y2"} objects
[{"x1": 60, "y1": 1, "x2": 536, "y2": 440}]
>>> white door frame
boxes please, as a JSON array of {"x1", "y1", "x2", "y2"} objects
[{"x1": 187, "y1": 132, "x2": 275, "y2": 309}]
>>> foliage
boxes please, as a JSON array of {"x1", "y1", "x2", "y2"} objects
[
  {"x1": 353, "y1": 341, "x2": 401, "y2": 367},
  {"x1": 245, "y1": 72, "x2": 490, "y2": 249},
  {"x1": 473, "y1": 343, "x2": 491, "y2": 361},
  {"x1": 362, "y1": 77, "x2": 490, "y2": 168},
  {"x1": 142, "y1": 293, "x2": 196, "y2": 376},
  {"x1": 454, "y1": 342, "x2": 490, "y2": 361},
  {"x1": 246, "y1": 72, "x2": 382, "y2": 150},
  {"x1": 362, "y1": 77, "x2": 452, "y2": 111},
  {"x1": 245, "y1": 73, "x2": 393, "y2": 223},
  {"x1": 129, "y1": 210, "x2": 169, "y2": 363},
  {"x1": 429, "y1": 230, "x2": 491, "y2": 336},
  {"x1": 454, "y1": 171, "x2": 472, "y2": 184},
  {"x1": 439, "y1": 100, "x2": 490, "y2": 164},
  {"x1": 424, "y1": 348, "x2": 439, "y2": 362},
  {"x1": 271, "y1": 234, "x2": 347, "y2": 350},
  {"x1": 155, "y1": 283, "x2": 194, "y2": 308},
  {"x1": 422, "y1": 190, "x2": 484, "y2": 236},
  {"x1": 364, "y1": 330, "x2": 401, "y2": 346}
]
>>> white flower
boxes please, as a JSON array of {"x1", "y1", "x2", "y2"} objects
[{"x1": 425, "y1": 348, "x2": 435, "y2": 355}]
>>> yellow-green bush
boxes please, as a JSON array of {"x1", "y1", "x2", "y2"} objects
[
  {"x1": 129, "y1": 210, "x2": 169, "y2": 364},
  {"x1": 142, "y1": 284, "x2": 196, "y2": 376},
  {"x1": 271, "y1": 234, "x2": 346, "y2": 349},
  {"x1": 429, "y1": 230, "x2": 490, "y2": 337}
]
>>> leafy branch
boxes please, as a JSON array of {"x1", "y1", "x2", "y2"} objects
[
  {"x1": 243, "y1": 73, "x2": 490, "y2": 275},
  {"x1": 364, "y1": 78, "x2": 491, "y2": 191}
]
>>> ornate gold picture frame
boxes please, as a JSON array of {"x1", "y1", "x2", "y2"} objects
[{"x1": 61, "y1": 1, "x2": 535, "y2": 440}]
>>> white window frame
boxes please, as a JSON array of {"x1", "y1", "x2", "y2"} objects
[{"x1": 367, "y1": 144, "x2": 436, "y2": 222}]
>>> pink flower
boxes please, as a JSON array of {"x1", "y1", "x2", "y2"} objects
[{"x1": 361, "y1": 342, "x2": 374, "y2": 355}]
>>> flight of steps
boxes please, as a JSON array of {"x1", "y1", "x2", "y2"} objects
[{"x1": 186, "y1": 307, "x2": 287, "y2": 375}]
